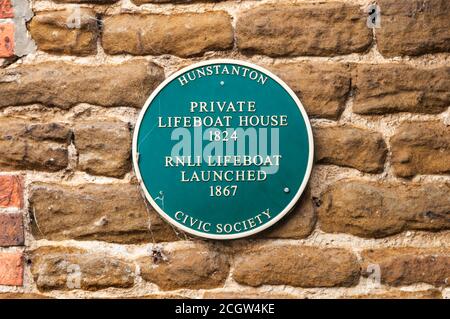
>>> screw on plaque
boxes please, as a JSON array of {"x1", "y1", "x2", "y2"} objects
[{"x1": 284, "y1": 187, "x2": 290, "y2": 193}]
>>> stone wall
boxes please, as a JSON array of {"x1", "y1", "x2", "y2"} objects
[{"x1": 0, "y1": 0, "x2": 449, "y2": 299}]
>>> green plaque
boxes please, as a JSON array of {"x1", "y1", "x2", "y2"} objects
[{"x1": 133, "y1": 60, "x2": 313, "y2": 239}]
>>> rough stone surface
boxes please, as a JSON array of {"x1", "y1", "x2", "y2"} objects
[
  {"x1": 0, "y1": 213, "x2": 24, "y2": 246},
  {"x1": 29, "y1": 9, "x2": 98, "y2": 56},
  {"x1": 260, "y1": 189, "x2": 316, "y2": 239},
  {"x1": 74, "y1": 121, "x2": 131, "y2": 178},
  {"x1": 138, "y1": 243, "x2": 229, "y2": 290},
  {"x1": 318, "y1": 180, "x2": 450, "y2": 238},
  {"x1": 233, "y1": 244, "x2": 360, "y2": 288},
  {"x1": 0, "y1": 175, "x2": 23, "y2": 208},
  {"x1": 269, "y1": 62, "x2": 351, "y2": 119},
  {"x1": 102, "y1": 12, "x2": 233, "y2": 57},
  {"x1": 349, "y1": 289, "x2": 442, "y2": 299},
  {"x1": 54, "y1": 0, "x2": 118, "y2": 3},
  {"x1": 130, "y1": 293, "x2": 188, "y2": 299},
  {"x1": 391, "y1": 121, "x2": 450, "y2": 177},
  {"x1": 28, "y1": 183, "x2": 178, "y2": 244},
  {"x1": 0, "y1": 252, "x2": 23, "y2": 286},
  {"x1": 29, "y1": 246, "x2": 135, "y2": 291},
  {"x1": 0, "y1": 121, "x2": 70, "y2": 172},
  {"x1": 361, "y1": 248, "x2": 450, "y2": 287},
  {"x1": 353, "y1": 64, "x2": 450, "y2": 115},
  {"x1": 236, "y1": 3, "x2": 372, "y2": 57},
  {"x1": 203, "y1": 291, "x2": 297, "y2": 299},
  {"x1": 0, "y1": 293, "x2": 52, "y2": 299},
  {"x1": 0, "y1": 60, "x2": 164, "y2": 109},
  {"x1": 1, "y1": 0, "x2": 449, "y2": 300},
  {"x1": 314, "y1": 125, "x2": 387, "y2": 173},
  {"x1": 377, "y1": 0, "x2": 450, "y2": 57},
  {"x1": 132, "y1": 0, "x2": 217, "y2": 4}
]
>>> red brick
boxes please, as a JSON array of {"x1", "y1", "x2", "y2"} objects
[
  {"x1": 0, "y1": 252, "x2": 23, "y2": 286},
  {"x1": 0, "y1": 0, "x2": 13, "y2": 19},
  {"x1": 0, "y1": 23, "x2": 14, "y2": 58},
  {"x1": 0, "y1": 176, "x2": 23, "y2": 208},
  {"x1": 0, "y1": 214, "x2": 24, "y2": 246}
]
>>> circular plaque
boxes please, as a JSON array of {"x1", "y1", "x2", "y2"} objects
[{"x1": 133, "y1": 59, "x2": 313, "y2": 239}]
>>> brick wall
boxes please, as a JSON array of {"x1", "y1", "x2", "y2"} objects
[
  {"x1": 0, "y1": 0, "x2": 449, "y2": 299},
  {"x1": 0, "y1": 0, "x2": 14, "y2": 58}
]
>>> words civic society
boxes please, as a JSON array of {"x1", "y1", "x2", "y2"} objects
[{"x1": 175, "y1": 209, "x2": 272, "y2": 234}]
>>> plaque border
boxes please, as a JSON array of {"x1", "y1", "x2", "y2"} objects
[{"x1": 132, "y1": 59, "x2": 314, "y2": 240}]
